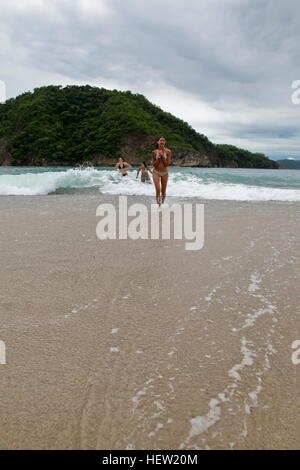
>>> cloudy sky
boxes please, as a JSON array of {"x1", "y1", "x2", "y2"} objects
[{"x1": 1, "y1": 0, "x2": 299, "y2": 159}]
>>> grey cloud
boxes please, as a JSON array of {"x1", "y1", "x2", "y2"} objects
[
  {"x1": 218, "y1": 121, "x2": 300, "y2": 139},
  {"x1": 1, "y1": 0, "x2": 300, "y2": 157}
]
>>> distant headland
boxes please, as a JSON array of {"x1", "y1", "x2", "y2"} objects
[
  {"x1": 0, "y1": 85, "x2": 279, "y2": 169},
  {"x1": 277, "y1": 159, "x2": 300, "y2": 169}
]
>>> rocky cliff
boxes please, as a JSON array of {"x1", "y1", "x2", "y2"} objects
[{"x1": 90, "y1": 131, "x2": 234, "y2": 168}]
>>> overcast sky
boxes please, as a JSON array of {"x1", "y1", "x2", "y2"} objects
[{"x1": 1, "y1": 0, "x2": 299, "y2": 159}]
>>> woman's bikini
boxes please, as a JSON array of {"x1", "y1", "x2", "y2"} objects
[
  {"x1": 153, "y1": 150, "x2": 168, "y2": 177},
  {"x1": 141, "y1": 168, "x2": 150, "y2": 182},
  {"x1": 118, "y1": 162, "x2": 128, "y2": 176}
]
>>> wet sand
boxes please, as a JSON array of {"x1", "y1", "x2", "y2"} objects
[{"x1": 0, "y1": 194, "x2": 299, "y2": 449}]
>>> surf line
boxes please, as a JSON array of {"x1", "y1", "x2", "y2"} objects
[{"x1": 96, "y1": 195, "x2": 204, "y2": 251}]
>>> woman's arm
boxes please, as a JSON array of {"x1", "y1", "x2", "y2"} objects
[
  {"x1": 124, "y1": 162, "x2": 132, "y2": 169},
  {"x1": 167, "y1": 149, "x2": 171, "y2": 166},
  {"x1": 160, "y1": 150, "x2": 171, "y2": 168},
  {"x1": 136, "y1": 168, "x2": 140, "y2": 178},
  {"x1": 163, "y1": 149, "x2": 171, "y2": 167},
  {"x1": 152, "y1": 150, "x2": 160, "y2": 168}
]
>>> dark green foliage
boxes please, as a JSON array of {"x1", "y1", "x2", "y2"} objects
[
  {"x1": 217, "y1": 144, "x2": 279, "y2": 169},
  {"x1": 0, "y1": 85, "x2": 278, "y2": 168}
]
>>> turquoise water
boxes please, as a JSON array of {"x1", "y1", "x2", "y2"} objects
[{"x1": 0, "y1": 166, "x2": 300, "y2": 201}]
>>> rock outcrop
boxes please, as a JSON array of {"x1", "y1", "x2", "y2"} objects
[
  {"x1": 91, "y1": 131, "x2": 221, "y2": 167},
  {"x1": 170, "y1": 146, "x2": 213, "y2": 167}
]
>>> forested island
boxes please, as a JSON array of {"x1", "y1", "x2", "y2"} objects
[
  {"x1": 0, "y1": 85, "x2": 279, "y2": 168},
  {"x1": 277, "y1": 159, "x2": 300, "y2": 169}
]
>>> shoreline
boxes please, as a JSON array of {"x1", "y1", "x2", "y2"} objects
[{"x1": 1, "y1": 164, "x2": 282, "y2": 170}]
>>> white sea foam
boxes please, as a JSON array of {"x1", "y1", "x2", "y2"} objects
[
  {"x1": 0, "y1": 168, "x2": 105, "y2": 196},
  {"x1": 180, "y1": 337, "x2": 257, "y2": 449},
  {"x1": 187, "y1": 395, "x2": 228, "y2": 440},
  {"x1": 228, "y1": 338, "x2": 255, "y2": 381},
  {"x1": 1, "y1": 167, "x2": 300, "y2": 201},
  {"x1": 248, "y1": 273, "x2": 262, "y2": 292},
  {"x1": 132, "y1": 378, "x2": 155, "y2": 409},
  {"x1": 101, "y1": 172, "x2": 300, "y2": 201}
]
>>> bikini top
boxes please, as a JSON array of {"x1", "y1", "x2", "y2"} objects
[{"x1": 155, "y1": 150, "x2": 167, "y2": 160}]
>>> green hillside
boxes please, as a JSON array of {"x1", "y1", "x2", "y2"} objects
[
  {"x1": 217, "y1": 144, "x2": 279, "y2": 169},
  {"x1": 277, "y1": 159, "x2": 300, "y2": 169},
  {"x1": 0, "y1": 85, "x2": 278, "y2": 168}
]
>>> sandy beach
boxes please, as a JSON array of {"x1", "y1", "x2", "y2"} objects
[{"x1": 0, "y1": 193, "x2": 299, "y2": 449}]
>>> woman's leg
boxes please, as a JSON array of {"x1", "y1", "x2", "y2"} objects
[
  {"x1": 152, "y1": 171, "x2": 161, "y2": 205},
  {"x1": 161, "y1": 174, "x2": 168, "y2": 203}
]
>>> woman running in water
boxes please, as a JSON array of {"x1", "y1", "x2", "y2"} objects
[
  {"x1": 115, "y1": 157, "x2": 132, "y2": 176},
  {"x1": 152, "y1": 137, "x2": 171, "y2": 206},
  {"x1": 136, "y1": 162, "x2": 152, "y2": 183}
]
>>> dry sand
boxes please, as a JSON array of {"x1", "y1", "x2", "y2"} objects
[{"x1": 0, "y1": 194, "x2": 299, "y2": 449}]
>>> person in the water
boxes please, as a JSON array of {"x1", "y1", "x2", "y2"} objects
[
  {"x1": 136, "y1": 162, "x2": 152, "y2": 183},
  {"x1": 152, "y1": 137, "x2": 171, "y2": 206},
  {"x1": 115, "y1": 157, "x2": 132, "y2": 176}
]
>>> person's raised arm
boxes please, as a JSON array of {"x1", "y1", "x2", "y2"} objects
[
  {"x1": 164, "y1": 149, "x2": 171, "y2": 167},
  {"x1": 160, "y1": 149, "x2": 171, "y2": 169}
]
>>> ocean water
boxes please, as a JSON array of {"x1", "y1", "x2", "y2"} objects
[{"x1": 0, "y1": 166, "x2": 300, "y2": 201}]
